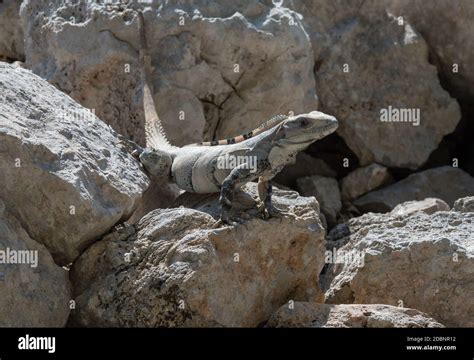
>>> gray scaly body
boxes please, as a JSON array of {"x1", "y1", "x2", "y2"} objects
[{"x1": 135, "y1": 11, "x2": 339, "y2": 223}]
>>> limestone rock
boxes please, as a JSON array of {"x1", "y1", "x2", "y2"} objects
[
  {"x1": 20, "y1": 0, "x2": 318, "y2": 147},
  {"x1": 391, "y1": 198, "x2": 450, "y2": 216},
  {"x1": 388, "y1": 0, "x2": 474, "y2": 101},
  {"x1": 0, "y1": 0, "x2": 24, "y2": 61},
  {"x1": 0, "y1": 63, "x2": 149, "y2": 265},
  {"x1": 70, "y1": 183, "x2": 326, "y2": 327},
  {"x1": 324, "y1": 209, "x2": 474, "y2": 327},
  {"x1": 289, "y1": 0, "x2": 460, "y2": 169},
  {"x1": 297, "y1": 175, "x2": 342, "y2": 226},
  {"x1": 266, "y1": 303, "x2": 443, "y2": 328},
  {"x1": 354, "y1": 166, "x2": 474, "y2": 213},
  {"x1": 0, "y1": 200, "x2": 70, "y2": 327},
  {"x1": 453, "y1": 196, "x2": 474, "y2": 213},
  {"x1": 340, "y1": 163, "x2": 392, "y2": 201}
]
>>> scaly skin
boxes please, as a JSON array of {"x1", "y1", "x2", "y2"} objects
[
  {"x1": 140, "y1": 112, "x2": 338, "y2": 224},
  {"x1": 135, "y1": 11, "x2": 339, "y2": 224}
]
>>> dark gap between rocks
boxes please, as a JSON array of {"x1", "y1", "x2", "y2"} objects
[{"x1": 306, "y1": 131, "x2": 360, "y2": 180}]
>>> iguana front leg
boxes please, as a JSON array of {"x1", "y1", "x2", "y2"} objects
[
  {"x1": 257, "y1": 177, "x2": 288, "y2": 219},
  {"x1": 219, "y1": 164, "x2": 254, "y2": 224}
]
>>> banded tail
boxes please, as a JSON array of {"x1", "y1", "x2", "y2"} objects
[
  {"x1": 138, "y1": 11, "x2": 173, "y2": 150},
  {"x1": 188, "y1": 114, "x2": 289, "y2": 147}
]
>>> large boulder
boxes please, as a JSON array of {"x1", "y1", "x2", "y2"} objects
[
  {"x1": 297, "y1": 175, "x2": 342, "y2": 226},
  {"x1": 340, "y1": 163, "x2": 392, "y2": 201},
  {"x1": 266, "y1": 303, "x2": 443, "y2": 328},
  {"x1": 323, "y1": 208, "x2": 474, "y2": 327},
  {"x1": 20, "y1": 0, "x2": 318, "y2": 147},
  {"x1": 391, "y1": 198, "x2": 450, "y2": 216},
  {"x1": 0, "y1": 199, "x2": 70, "y2": 327},
  {"x1": 453, "y1": 196, "x2": 474, "y2": 213},
  {"x1": 354, "y1": 166, "x2": 474, "y2": 213},
  {"x1": 70, "y1": 183, "x2": 326, "y2": 327},
  {"x1": 289, "y1": 0, "x2": 460, "y2": 169},
  {"x1": 388, "y1": 0, "x2": 474, "y2": 101},
  {"x1": 0, "y1": 63, "x2": 149, "y2": 265},
  {"x1": 0, "y1": 0, "x2": 24, "y2": 61}
]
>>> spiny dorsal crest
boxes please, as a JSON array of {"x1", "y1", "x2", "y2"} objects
[{"x1": 137, "y1": 10, "x2": 174, "y2": 150}]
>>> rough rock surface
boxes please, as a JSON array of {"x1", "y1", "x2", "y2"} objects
[
  {"x1": 0, "y1": 199, "x2": 70, "y2": 327},
  {"x1": 297, "y1": 175, "x2": 341, "y2": 226},
  {"x1": 388, "y1": 0, "x2": 474, "y2": 101},
  {"x1": 323, "y1": 209, "x2": 474, "y2": 327},
  {"x1": 354, "y1": 166, "x2": 474, "y2": 213},
  {"x1": 20, "y1": 0, "x2": 318, "y2": 146},
  {"x1": 289, "y1": 0, "x2": 460, "y2": 169},
  {"x1": 266, "y1": 303, "x2": 443, "y2": 328},
  {"x1": 0, "y1": 64, "x2": 149, "y2": 264},
  {"x1": 391, "y1": 198, "x2": 450, "y2": 216},
  {"x1": 340, "y1": 163, "x2": 392, "y2": 201},
  {"x1": 70, "y1": 183, "x2": 326, "y2": 327},
  {"x1": 0, "y1": 0, "x2": 24, "y2": 61},
  {"x1": 453, "y1": 196, "x2": 474, "y2": 213}
]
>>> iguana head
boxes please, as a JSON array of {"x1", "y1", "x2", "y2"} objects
[
  {"x1": 139, "y1": 148, "x2": 173, "y2": 179},
  {"x1": 272, "y1": 111, "x2": 338, "y2": 148}
]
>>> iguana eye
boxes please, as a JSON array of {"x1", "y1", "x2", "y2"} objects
[{"x1": 300, "y1": 118, "x2": 309, "y2": 127}]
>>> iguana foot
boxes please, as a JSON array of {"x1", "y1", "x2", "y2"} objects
[
  {"x1": 258, "y1": 202, "x2": 288, "y2": 220},
  {"x1": 257, "y1": 178, "x2": 289, "y2": 220},
  {"x1": 266, "y1": 204, "x2": 289, "y2": 218},
  {"x1": 220, "y1": 209, "x2": 246, "y2": 226}
]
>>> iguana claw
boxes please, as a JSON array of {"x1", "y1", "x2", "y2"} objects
[
  {"x1": 266, "y1": 204, "x2": 288, "y2": 218},
  {"x1": 220, "y1": 210, "x2": 246, "y2": 226},
  {"x1": 258, "y1": 202, "x2": 288, "y2": 220}
]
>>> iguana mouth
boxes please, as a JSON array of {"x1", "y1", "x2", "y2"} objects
[
  {"x1": 282, "y1": 138, "x2": 316, "y2": 145},
  {"x1": 283, "y1": 123, "x2": 338, "y2": 144}
]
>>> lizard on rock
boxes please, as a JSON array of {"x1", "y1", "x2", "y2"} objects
[{"x1": 135, "y1": 11, "x2": 339, "y2": 224}]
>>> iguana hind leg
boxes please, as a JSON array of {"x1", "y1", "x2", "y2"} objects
[{"x1": 257, "y1": 177, "x2": 288, "y2": 219}]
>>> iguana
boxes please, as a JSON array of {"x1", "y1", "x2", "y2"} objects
[{"x1": 135, "y1": 11, "x2": 339, "y2": 224}]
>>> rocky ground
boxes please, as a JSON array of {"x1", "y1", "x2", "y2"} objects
[{"x1": 0, "y1": 0, "x2": 473, "y2": 327}]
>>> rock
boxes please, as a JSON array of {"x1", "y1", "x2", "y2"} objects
[
  {"x1": 289, "y1": 0, "x2": 460, "y2": 169},
  {"x1": 391, "y1": 198, "x2": 450, "y2": 216},
  {"x1": 20, "y1": 0, "x2": 318, "y2": 147},
  {"x1": 0, "y1": 63, "x2": 149, "y2": 265},
  {"x1": 0, "y1": 200, "x2": 70, "y2": 326},
  {"x1": 388, "y1": 0, "x2": 474, "y2": 101},
  {"x1": 340, "y1": 163, "x2": 392, "y2": 201},
  {"x1": 297, "y1": 175, "x2": 342, "y2": 226},
  {"x1": 274, "y1": 153, "x2": 337, "y2": 187},
  {"x1": 127, "y1": 181, "x2": 182, "y2": 225},
  {"x1": 0, "y1": 0, "x2": 24, "y2": 61},
  {"x1": 453, "y1": 197, "x2": 474, "y2": 213},
  {"x1": 70, "y1": 183, "x2": 326, "y2": 327},
  {"x1": 354, "y1": 166, "x2": 474, "y2": 213},
  {"x1": 266, "y1": 303, "x2": 443, "y2": 328},
  {"x1": 324, "y1": 209, "x2": 474, "y2": 327}
]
